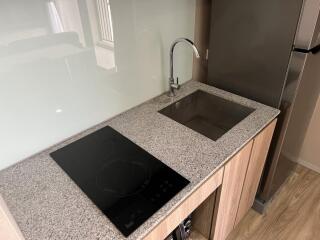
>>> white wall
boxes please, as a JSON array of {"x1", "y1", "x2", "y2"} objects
[
  {"x1": 283, "y1": 52, "x2": 320, "y2": 173},
  {"x1": 0, "y1": 0, "x2": 196, "y2": 170},
  {"x1": 296, "y1": 96, "x2": 320, "y2": 172}
]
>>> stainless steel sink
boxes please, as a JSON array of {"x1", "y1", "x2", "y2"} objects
[{"x1": 159, "y1": 90, "x2": 255, "y2": 141}]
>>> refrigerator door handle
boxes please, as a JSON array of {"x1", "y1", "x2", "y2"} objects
[
  {"x1": 310, "y1": 44, "x2": 320, "y2": 54},
  {"x1": 294, "y1": 44, "x2": 320, "y2": 54}
]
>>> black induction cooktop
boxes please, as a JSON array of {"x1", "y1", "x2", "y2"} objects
[{"x1": 50, "y1": 126, "x2": 189, "y2": 237}]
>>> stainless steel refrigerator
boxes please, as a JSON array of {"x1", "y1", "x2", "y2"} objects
[{"x1": 207, "y1": 0, "x2": 320, "y2": 211}]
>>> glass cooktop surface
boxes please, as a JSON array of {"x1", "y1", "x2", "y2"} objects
[{"x1": 50, "y1": 126, "x2": 189, "y2": 237}]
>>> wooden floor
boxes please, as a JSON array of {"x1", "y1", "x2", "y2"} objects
[{"x1": 227, "y1": 164, "x2": 320, "y2": 240}]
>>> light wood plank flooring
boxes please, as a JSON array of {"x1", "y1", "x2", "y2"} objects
[{"x1": 227, "y1": 164, "x2": 320, "y2": 240}]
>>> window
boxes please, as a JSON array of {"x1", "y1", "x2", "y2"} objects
[
  {"x1": 48, "y1": 1, "x2": 64, "y2": 33},
  {"x1": 96, "y1": 0, "x2": 114, "y2": 46}
]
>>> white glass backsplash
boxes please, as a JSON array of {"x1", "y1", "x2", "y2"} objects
[{"x1": 0, "y1": 0, "x2": 196, "y2": 170}]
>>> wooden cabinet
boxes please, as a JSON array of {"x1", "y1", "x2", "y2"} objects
[
  {"x1": 211, "y1": 141, "x2": 253, "y2": 240},
  {"x1": 211, "y1": 119, "x2": 277, "y2": 240},
  {"x1": 235, "y1": 119, "x2": 277, "y2": 225}
]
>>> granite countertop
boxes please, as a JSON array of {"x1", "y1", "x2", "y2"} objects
[{"x1": 0, "y1": 80, "x2": 280, "y2": 240}]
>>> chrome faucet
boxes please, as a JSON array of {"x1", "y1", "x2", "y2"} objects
[{"x1": 168, "y1": 38, "x2": 200, "y2": 97}]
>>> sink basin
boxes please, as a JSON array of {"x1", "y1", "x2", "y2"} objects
[{"x1": 159, "y1": 90, "x2": 255, "y2": 141}]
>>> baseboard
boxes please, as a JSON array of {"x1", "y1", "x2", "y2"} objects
[
  {"x1": 296, "y1": 160, "x2": 320, "y2": 174},
  {"x1": 282, "y1": 151, "x2": 320, "y2": 174}
]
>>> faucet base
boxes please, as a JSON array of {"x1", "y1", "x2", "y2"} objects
[{"x1": 167, "y1": 90, "x2": 176, "y2": 97}]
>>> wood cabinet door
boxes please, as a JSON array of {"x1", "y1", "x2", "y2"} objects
[
  {"x1": 211, "y1": 141, "x2": 253, "y2": 240},
  {"x1": 235, "y1": 119, "x2": 277, "y2": 225}
]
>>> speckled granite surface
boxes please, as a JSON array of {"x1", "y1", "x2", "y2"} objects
[{"x1": 0, "y1": 80, "x2": 279, "y2": 240}]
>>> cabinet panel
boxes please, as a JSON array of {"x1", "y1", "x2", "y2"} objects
[
  {"x1": 0, "y1": 195, "x2": 25, "y2": 240},
  {"x1": 192, "y1": 191, "x2": 216, "y2": 238},
  {"x1": 235, "y1": 119, "x2": 277, "y2": 225},
  {"x1": 211, "y1": 141, "x2": 253, "y2": 240}
]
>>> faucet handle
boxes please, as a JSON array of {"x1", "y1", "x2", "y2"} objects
[
  {"x1": 171, "y1": 77, "x2": 180, "y2": 90},
  {"x1": 175, "y1": 77, "x2": 180, "y2": 89}
]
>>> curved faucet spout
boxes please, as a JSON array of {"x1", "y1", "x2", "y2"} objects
[
  {"x1": 169, "y1": 38, "x2": 200, "y2": 97},
  {"x1": 170, "y1": 38, "x2": 200, "y2": 58}
]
